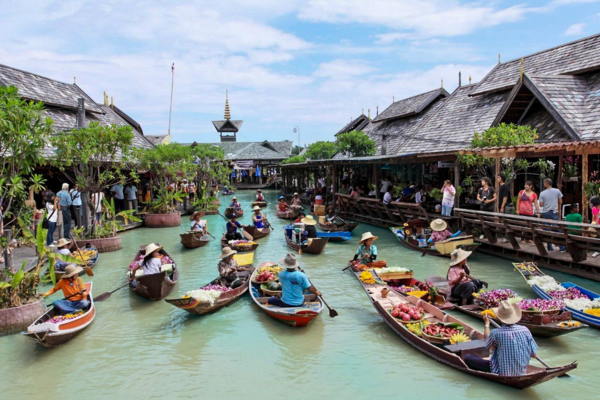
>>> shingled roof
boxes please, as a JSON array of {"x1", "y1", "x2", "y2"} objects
[
  {"x1": 373, "y1": 88, "x2": 449, "y2": 122},
  {"x1": 336, "y1": 114, "x2": 370, "y2": 135},
  {"x1": 471, "y1": 33, "x2": 600, "y2": 96},
  {"x1": 186, "y1": 140, "x2": 293, "y2": 161},
  {"x1": 212, "y1": 120, "x2": 243, "y2": 132},
  {"x1": 400, "y1": 84, "x2": 509, "y2": 154}
]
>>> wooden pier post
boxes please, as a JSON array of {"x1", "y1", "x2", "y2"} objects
[
  {"x1": 494, "y1": 157, "x2": 501, "y2": 212},
  {"x1": 582, "y1": 153, "x2": 589, "y2": 221},
  {"x1": 454, "y1": 163, "x2": 460, "y2": 209}
]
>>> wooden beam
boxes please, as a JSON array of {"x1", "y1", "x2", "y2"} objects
[
  {"x1": 557, "y1": 155, "x2": 563, "y2": 194},
  {"x1": 494, "y1": 157, "x2": 501, "y2": 213},
  {"x1": 454, "y1": 163, "x2": 460, "y2": 209},
  {"x1": 582, "y1": 153, "x2": 589, "y2": 222},
  {"x1": 517, "y1": 97, "x2": 536, "y2": 125}
]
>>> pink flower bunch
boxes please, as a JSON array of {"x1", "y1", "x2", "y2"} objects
[
  {"x1": 201, "y1": 284, "x2": 232, "y2": 293},
  {"x1": 518, "y1": 298, "x2": 564, "y2": 311},
  {"x1": 477, "y1": 289, "x2": 519, "y2": 308},
  {"x1": 548, "y1": 287, "x2": 589, "y2": 301},
  {"x1": 392, "y1": 285, "x2": 419, "y2": 294}
]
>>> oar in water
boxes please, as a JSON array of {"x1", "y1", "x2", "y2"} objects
[
  {"x1": 298, "y1": 267, "x2": 337, "y2": 318},
  {"x1": 93, "y1": 282, "x2": 130, "y2": 302},
  {"x1": 70, "y1": 234, "x2": 94, "y2": 276},
  {"x1": 217, "y1": 211, "x2": 253, "y2": 241},
  {"x1": 488, "y1": 318, "x2": 569, "y2": 378}
]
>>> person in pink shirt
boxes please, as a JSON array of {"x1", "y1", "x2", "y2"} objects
[
  {"x1": 441, "y1": 180, "x2": 456, "y2": 216},
  {"x1": 429, "y1": 219, "x2": 452, "y2": 243},
  {"x1": 446, "y1": 249, "x2": 487, "y2": 305},
  {"x1": 590, "y1": 196, "x2": 600, "y2": 257}
]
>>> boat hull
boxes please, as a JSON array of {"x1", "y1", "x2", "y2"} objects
[
  {"x1": 180, "y1": 232, "x2": 210, "y2": 249},
  {"x1": 129, "y1": 246, "x2": 179, "y2": 301},
  {"x1": 251, "y1": 201, "x2": 267, "y2": 208},
  {"x1": 242, "y1": 226, "x2": 271, "y2": 240},
  {"x1": 284, "y1": 234, "x2": 328, "y2": 254},
  {"x1": 225, "y1": 207, "x2": 243, "y2": 218},
  {"x1": 220, "y1": 234, "x2": 260, "y2": 252}
]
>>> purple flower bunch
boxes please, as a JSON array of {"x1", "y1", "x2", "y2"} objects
[
  {"x1": 548, "y1": 287, "x2": 589, "y2": 301},
  {"x1": 518, "y1": 298, "x2": 564, "y2": 311},
  {"x1": 477, "y1": 289, "x2": 519, "y2": 308},
  {"x1": 201, "y1": 284, "x2": 232, "y2": 293},
  {"x1": 392, "y1": 286, "x2": 419, "y2": 294}
]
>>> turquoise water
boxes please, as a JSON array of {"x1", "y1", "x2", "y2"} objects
[{"x1": 1, "y1": 190, "x2": 599, "y2": 399}]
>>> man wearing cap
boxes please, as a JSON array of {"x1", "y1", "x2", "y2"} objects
[
  {"x1": 446, "y1": 249, "x2": 486, "y2": 305},
  {"x1": 229, "y1": 197, "x2": 241, "y2": 209},
  {"x1": 218, "y1": 247, "x2": 242, "y2": 288},
  {"x1": 252, "y1": 206, "x2": 265, "y2": 229},
  {"x1": 278, "y1": 196, "x2": 289, "y2": 212},
  {"x1": 353, "y1": 232, "x2": 386, "y2": 269},
  {"x1": 267, "y1": 254, "x2": 321, "y2": 307},
  {"x1": 42, "y1": 264, "x2": 89, "y2": 314},
  {"x1": 464, "y1": 300, "x2": 538, "y2": 376},
  {"x1": 226, "y1": 214, "x2": 243, "y2": 241}
]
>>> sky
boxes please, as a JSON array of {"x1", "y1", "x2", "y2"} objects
[{"x1": 1, "y1": 0, "x2": 599, "y2": 145}]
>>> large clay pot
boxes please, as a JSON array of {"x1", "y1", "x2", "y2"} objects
[
  {"x1": 74, "y1": 236, "x2": 122, "y2": 253},
  {"x1": 145, "y1": 212, "x2": 181, "y2": 228},
  {"x1": 0, "y1": 298, "x2": 46, "y2": 336}
]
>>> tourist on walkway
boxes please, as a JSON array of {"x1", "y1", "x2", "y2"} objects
[
  {"x1": 70, "y1": 183, "x2": 82, "y2": 228},
  {"x1": 380, "y1": 177, "x2": 391, "y2": 201},
  {"x1": 590, "y1": 197, "x2": 600, "y2": 257},
  {"x1": 353, "y1": 232, "x2": 386, "y2": 270},
  {"x1": 539, "y1": 178, "x2": 565, "y2": 251},
  {"x1": 252, "y1": 206, "x2": 265, "y2": 229},
  {"x1": 42, "y1": 264, "x2": 89, "y2": 315},
  {"x1": 45, "y1": 192, "x2": 58, "y2": 246},
  {"x1": 267, "y1": 253, "x2": 320, "y2": 307},
  {"x1": 382, "y1": 187, "x2": 392, "y2": 205},
  {"x1": 125, "y1": 183, "x2": 138, "y2": 212},
  {"x1": 188, "y1": 181, "x2": 196, "y2": 202},
  {"x1": 465, "y1": 300, "x2": 538, "y2": 376},
  {"x1": 57, "y1": 183, "x2": 72, "y2": 239},
  {"x1": 516, "y1": 181, "x2": 539, "y2": 243},
  {"x1": 217, "y1": 247, "x2": 242, "y2": 288},
  {"x1": 446, "y1": 249, "x2": 486, "y2": 305},
  {"x1": 350, "y1": 185, "x2": 362, "y2": 199},
  {"x1": 415, "y1": 186, "x2": 427, "y2": 205},
  {"x1": 565, "y1": 203, "x2": 583, "y2": 235},
  {"x1": 441, "y1": 180, "x2": 456, "y2": 216},
  {"x1": 92, "y1": 191, "x2": 104, "y2": 226},
  {"x1": 111, "y1": 181, "x2": 125, "y2": 213},
  {"x1": 226, "y1": 214, "x2": 243, "y2": 241},
  {"x1": 497, "y1": 174, "x2": 514, "y2": 214},
  {"x1": 477, "y1": 177, "x2": 496, "y2": 212},
  {"x1": 339, "y1": 184, "x2": 349, "y2": 195}
]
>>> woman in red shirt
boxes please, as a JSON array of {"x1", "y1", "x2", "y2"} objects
[{"x1": 516, "y1": 181, "x2": 539, "y2": 243}]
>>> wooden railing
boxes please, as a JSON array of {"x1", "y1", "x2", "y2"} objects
[{"x1": 454, "y1": 208, "x2": 600, "y2": 262}]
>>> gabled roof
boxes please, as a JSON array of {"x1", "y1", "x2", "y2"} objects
[
  {"x1": 0, "y1": 63, "x2": 104, "y2": 114},
  {"x1": 336, "y1": 114, "x2": 370, "y2": 135},
  {"x1": 400, "y1": 84, "x2": 509, "y2": 155},
  {"x1": 373, "y1": 88, "x2": 449, "y2": 122},
  {"x1": 212, "y1": 120, "x2": 243, "y2": 132},
  {"x1": 186, "y1": 140, "x2": 293, "y2": 160},
  {"x1": 471, "y1": 33, "x2": 600, "y2": 96},
  {"x1": 112, "y1": 105, "x2": 143, "y2": 134}
]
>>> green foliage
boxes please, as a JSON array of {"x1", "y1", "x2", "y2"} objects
[
  {"x1": 291, "y1": 145, "x2": 304, "y2": 156},
  {"x1": 334, "y1": 130, "x2": 376, "y2": 158},
  {"x1": 281, "y1": 155, "x2": 307, "y2": 164},
  {"x1": 471, "y1": 123, "x2": 538, "y2": 148},
  {"x1": 94, "y1": 197, "x2": 141, "y2": 238},
  {"x1": 430, "y1": 188, "x2": 443, "y2": 200},
  {"x1": 305, "y1": 141, "x2": 336, "y2": 160},
  {"x1": 0, "y1": 85, "x2": 53, "y2": 223},
  {"x1": 191, "y1": 143, "x2": 230, "y2": 204}
]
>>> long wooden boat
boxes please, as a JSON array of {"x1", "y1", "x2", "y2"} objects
[
  {"x1": 348, "y1": 268, "x2": 577, "y2": 389},
  {"x1": 180, "y1": 231, "x2": 210, "y2": 249},
  {"x1": 284, "y1": 233, "x2": 328, "y2": 255},
  {"x1": 390, "y1": 227, "x2": 480, "y2": 257},
  {"x1": 277, "y1": 209, "x2": 300, "y2": 219},
  {"x1": 316, "y1": 231, "x2": 351, "y2": 242},
  {"x1": 225, "y1": 207, "x2": 243, "y2": 218},
  {"x1": 242, "y1": 225, "x2": 271, "y2": 240},
  {"x1": 165, "y1": 253, "x2": 255, "y2": 315},
  {"x1": 22, "y1": 282, "x2": 95, "y2": 348},
  {"x1": 251, "y1": 200, "x2": 267, "y2": 208},
  {"x1": 220, "y1": 234, "x2": 260, "y2": 252},
  {"x1": 249, "y1": 262, "x2": 323, "y2": 327},
  {"x1": 54, "y1": 245, "x2": 99, "y2": 281},
  {"x1": 318, "y1": 221, "x2": 358, "y2": 233},
  {"x1": 515, "y1": 261, "x2": 600, "y2": 329},
  {"x1": 222, "y1": 190, "x2": 235, "y2": 196},
  {"x1": 128, "y1": 245, "x2": 179, "y2": 301}
]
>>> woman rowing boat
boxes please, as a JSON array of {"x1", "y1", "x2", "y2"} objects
[
  {"x1": 446, "y1": 249, "x2": 486, "y2": 305},
  {"x1": 352, "y1": 232, "x2": 386, "y2": 270}
]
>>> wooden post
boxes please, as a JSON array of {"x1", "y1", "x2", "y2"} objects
[
  {"x1": 332, "y1": 164, "x2": 337, "y2": 205},
  {"x1": 557, "y1": 155, "x2": 564, "y2": 193},
  {"x1": 494, "y1": 157, "x2": 501, "y2": 212},
  {"x1": 582, "y1": 153, "x2": 589, "y2": 222},
  {"x1": 454, "y1": 163, "x2": 460, "y2": 209}
]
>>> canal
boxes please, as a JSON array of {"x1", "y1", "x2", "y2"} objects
[{"x1": 1, "y1": 190, "x2": 598, "y2": 399}]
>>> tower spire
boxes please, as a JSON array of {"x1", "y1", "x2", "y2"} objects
[{"x1": 224, "y1": 89, "x2": 231, "y2": 120}]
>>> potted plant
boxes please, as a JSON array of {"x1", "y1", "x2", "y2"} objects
[
  {"x1": 562, "y1": 156, "x2": 579, "y2": 181},
  {"x1": 584, "y1": 171, "x2": 600, "y2": 199}
]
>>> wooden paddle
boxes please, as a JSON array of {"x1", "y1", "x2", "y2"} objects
[
  {"x1": 488, "y1": 318, "x2": 569, "y2": 377},
  {"x1": 93, "y1": 282, "x2": 130, "y2": 302},
  {"x1": 70, "y1": 234, "x2": 94, "y2": 276},
  {"x1": 217, "y1": 211, "x2": 253, "y2": 241},
  {"x1": 298, "y1": 267, "x2": 337, "y2": 318},
  {"x1": 45, "y1": 289, "x2": 87, "y2": 306}
]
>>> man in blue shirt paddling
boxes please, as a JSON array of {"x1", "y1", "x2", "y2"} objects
[{"x1": 267, "y1": 253, "x2": 321, "y2": 307}]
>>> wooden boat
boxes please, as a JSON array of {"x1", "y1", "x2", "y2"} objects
[
  {"x1": 220, "y1": 234, "x2": 259, "y2": 252},
  {"x1": 316, "y1": 231, "x2": 351, "y2": 242},
  {"x1": 242, "y1": 225, "x2": 271, "y2": 240},
  {"x1": 165, "y1": 252, "x2": 254, "y2": 315},
  {"x1": 128, "y1": 245, "x2": 179, "y2": 301},
  {"x1": 249, "y1": 262, "x2": 323, "y2": 327},
  {"x1": 516, "y1": 261, "x2": 600, "y2": 329},
  {"x1": 277, "y1": 208, "x2": 300, "y2": 219},
  {"x1": 222, "y1": 190, "x2": 235, "y2": 196},
  {"x1": 390, "y1": 226, "x2": 480, "y2": 257},
  {"x1": 54, "y1": 245, "x2": 99, "y2": 281},
  {"x1": 251, "y1": 200, "x2": 267, "y2": 208},
  {"x1": 180, "y1": 231, "x2": 210, "y2": 249},
  {"x1": 22, "y1": 282, "x2": 95, "y2": 348},
  {"x1": 284, "y1": 232, "x2": 328, "y2": 255},
  {"x1": 318, "y1": 221, "x2": 358, "y2": 233},
  {"x1": 225, "y1": 207, "x2": 243, "y2": 218},
  {"x1": 348, "y1": 268, "x2": 577, "y2": 389}
]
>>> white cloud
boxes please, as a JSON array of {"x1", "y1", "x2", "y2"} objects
[
  {"x1": 314, "y1": 59, "x2": 375, "y2": 79},
  {"x1": 565, "y1": 23, "x2": 586, "y2": 35}
]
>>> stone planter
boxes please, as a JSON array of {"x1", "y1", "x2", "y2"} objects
[
  {"x1": 0, "y1": 298, "x2": 46, "y2": 336},
  {"x1": 73, "y1": 236, "x2": 122, "y2": 253},
  {"x1": 145, "y1": 212, "x2": 181, "y2": 228}
]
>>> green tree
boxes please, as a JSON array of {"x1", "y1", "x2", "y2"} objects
[
  {"x1": 291, "y1": 145, "x2": 304, "y2": 156},
  {"x1": 305, "y1": 141, "x2": 336, "y2": 160},
  {"x1": 335, "y1": 130, "x2": 376, "y2": 158},
  {"x1": 190, "y1": 144, "x2": 231, "y2": 211},
  {"x1": 281, "y1": 155, "x2": 307, "y2": 164}
]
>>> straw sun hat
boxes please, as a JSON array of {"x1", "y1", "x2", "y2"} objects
[
  {"x1": 449, "y1": 248, "x2": 472, "y2": 267},
  {"x1": 493, "y1": 300, "x2": 522, "y2": 325},
  {"x1": 359, "y1": 232, "x2": 378, "y2": 244},
  {"x1": 143, "y1": 243, "x2": 163, "y2": 260},
  {"x1": 62, "y1": 264, "x2": 83, "y2": 279},
  {"x1": 301, "y1": 216, "x2": 317, "y2": 225},
  {"x1": 220, "y1": 246, "x2": 237, "y2": 259},
  {"x1": 190, "y1": 211, "x2": 203, "y2": 220},
  {"x1": 253, "y1": 205, "x2": 261, "y2": 211},
  {"x1": 54, "y1": 238, "x2": 71, "y2": 248},
  {"x1": 430, "y1": 218, "x2": 448, "y2": 232},
  {"x1": 279, "y1": 253, "x2": 299, "y2": 270}
]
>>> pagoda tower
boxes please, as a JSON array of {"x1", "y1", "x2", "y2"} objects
[{"x1": 212, "y1": 90, "x2": 243, "y2": 142}]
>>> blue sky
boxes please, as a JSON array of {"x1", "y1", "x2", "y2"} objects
[{"x1": 1, "y1": 0, "x2": 599, "y2": 145}]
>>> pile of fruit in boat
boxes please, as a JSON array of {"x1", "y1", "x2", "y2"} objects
[
  {"x1": 422, "y1": 323, "x2": 464, "y2": 340},
  {"x1": 48, "y1": 310, "x2": 84, "y2": 324},
  {"x1": 481, "y1": 309, "x2": 496, "y2": 318},
  {"x1": 406, "y1": 320, "x2": 430, "y2": 335},
  {"x1": 389, "y1": 303, "x2": 425, "y2": 321},
  {"x1": 72, "y1": 249, "x2": 97, "y2": 262},
  {"x1": 359, "y1": 271, "x2": 376, "y2": 284},
  {"x1": 406, "y1": 290, "x2": 428, "y2": 298},
  {"x1": 255, "y1": 265, "x2": 284, "y2": 282}
]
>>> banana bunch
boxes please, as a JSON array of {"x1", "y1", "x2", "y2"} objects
[
  {"x1": 407, "y1": 322, "x2": 422, "y2": 335},
  {"x1": 449, "y1": 332, "x2": 470, "y2": 344},
  {"x1": 257, "y1": 265, "x2": 284, "y2": 275}
]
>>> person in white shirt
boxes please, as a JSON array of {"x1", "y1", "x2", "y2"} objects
[
  {"x1": 383, "y1": 188, "x2": 392, "y2": 206},
  {"x1": 380, "y1": 178, "x2": 391, "y2": 201},
  {"x1": 415, "y1": 186, "x2": 427, "y2": 205}
]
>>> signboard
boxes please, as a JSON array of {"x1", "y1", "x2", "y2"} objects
[{"x1": 437, "y1": 161, "x2": 455, "y2": 168}]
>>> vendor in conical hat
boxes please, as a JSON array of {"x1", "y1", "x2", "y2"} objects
[
  {"x1": 352, "y1": 232, "x2": 386, "y2": 270},
  {"x1": 190, "y1": 211, "x2": 207, "y2": 234},
  {"x1": 252, "y1": 205, "x2": 266, "y2": 229},
  {"x1": 446, "y1": 248, "x2": 487, "y2": 305},
  {"x1": 217, "y1": 247, "x2": 242, "y2": 288},
  {"x1": 429, "y1": 218, "x2": 452, "y2": 243},
  {"x1": 42, "y1": 264, "x2": 89, "y2": 315},
  {"x1": 300, "y1": 215, "x2": 318, "y2": 240},
  {"x1": 129, "y1": 243, "x2": 166, "y2": 286}
]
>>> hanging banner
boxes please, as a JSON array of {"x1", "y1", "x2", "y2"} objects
[
  {"x1": 234, "y1": 160, "x2": 254, "y2": 169},
  {"x1": 437, "y1": 161, "x2": 455, "y2": 168}
]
